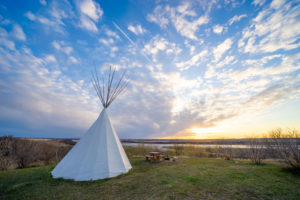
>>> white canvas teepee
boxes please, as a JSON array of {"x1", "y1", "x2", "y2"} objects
[{"x1": 52, "y1": 67, "x2": 132, "y2": 181}]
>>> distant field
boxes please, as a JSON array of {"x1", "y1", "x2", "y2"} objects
[{"x1": 1, "y1": 158, "x2": 299, "y2": 200}]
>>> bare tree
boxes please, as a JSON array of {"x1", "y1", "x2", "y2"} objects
[
  {"x1": 248, "y1": 138, "x2": 265, "y2": 164},
  {"x1": 173, "y1": 144, "x2": 184, "y2": 156},
  {"x1": 14, "y1": 139, "x2": 38, "y2": 168},
  {"x1": 218, "y1": 145, "x2": 234, "y2": 160},
  {"x1": 0, "y1": 136, "x2": 15, "y2": 170},
  {"x1": 38, "y1": 143, "x2": 56, "y2": 165},
  {"x1": 267, "y1": 128, "x2": 300, "y2": 170}
]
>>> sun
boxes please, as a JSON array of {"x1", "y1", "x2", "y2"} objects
[
  {"x1": 191, "y1": 127, "x2": 218, "y2": 135},
  {"x1": 191, "y1": 128, "x2": 202, "y2": 134}
]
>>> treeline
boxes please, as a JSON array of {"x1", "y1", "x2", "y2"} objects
[
  {"x1": 126, "y1": 129, "x2": 300, "y2": 171},
  {"x1": 0, "y1": 137, "x2": 72, "y2": 170}
]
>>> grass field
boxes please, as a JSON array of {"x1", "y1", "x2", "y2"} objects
[{"x1": 1, "y1": 158, "x2": 299, "y2": 200}]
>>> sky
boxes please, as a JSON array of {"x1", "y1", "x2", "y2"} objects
[{"x1": 0, "y1": 0, "x2": 299, "y2": 139}]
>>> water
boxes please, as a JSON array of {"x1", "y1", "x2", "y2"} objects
[{"x1": 122, "y1": 142, "x2": 251, "y2": 149}]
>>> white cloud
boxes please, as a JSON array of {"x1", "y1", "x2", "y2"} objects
[
  {"x1": 69, "y1": 56, "x2": 78, "y2": 63},
  {"x1": 215, "y1": 56, "x2": 235, "y2": 68},
  {"x1": 49, "y1": 5, "x2": 68, "y2": 25},
  {"x1": 0, "y1": 27, "x2": 8, "y2": 37},
  {"x1": 213, "y1": 38, "x2": 232, "y2": 62},
  {"x1": 99, "y1": 38, "x2": 114, "y2": 46},
  {"x1": 110, "y1": 46, "x2": 118, "y2": 57},
  {"x1": 52, "y1": 41, "x2": 73, "y2": 55},
  {"x1": 25, "y1": 12, "x2": 36, "y2": 21},
  {"x1": 79, "y1": 15, "x2": 98, "y2": 32},
  {"x1": 52, "y1": 41, "x2": 60, "y2": 50},
  {"x1": 40, "y1": 0, "x2": 47, "y2": 6},
  {"x1": 144, "y1": 37, "x2": 168, "y2": 54},
  {"x1": 201, "y1": 51, "x2": 300, "y2": 128},
  {"x1": 228, "y1": 14, "x2": 247, "y2": 25},
  {"x1": 0, "y1": 38, "x2": 15, "y2": 50},
  {"x1": 143, "y1": 36, "x2": 182, "y2": 61},
  {"x1": 253, "y1": 0, "x2": 266, "y2": 6},
  {"x1": 213, "y1": 25, "x2": 224, "y2": 34},
  {"x1": 105, "y1": 29, "x2": 120, "y2": 39},
  {"x1": 184, "y1": 40, "x2": 198, "y2": 55},
  {"x1": 98, "y1": 38, "x2": 119, "y2": 57},
  {"x1": 270, "y1": 0, "x2": 286, "y2": 9},
  {"x1": 128, "y1": 24, "x2": 147, "y2": 35},
  {"x1": 25, "y1": 4, "x2": 69, "y2": 34},
  {"x1": 11, "y1": 24, "x2": 26, "y2": 40},
  {"x1": 38, "y1": 17, "x2": 53, "y2": 25},
  {"x1": 147, "y1": 5, "x2": 169, "y2": 28},
  {"x1": 78, "y1": 0, "x2": 103, "y2": 21},
  {"x1": 261, "y1": 54, "x2": 282, "y2": 63},
  {"x1": 64, "y1": 47, "x2": 73, "y2": 55},
  {"x1": 147, "y1": 3, "x2": 209, "y2": 40},
  {"x1": 176, "y1": 50, "x2": 208, "y2": 70},
  {"x1": 172, "y1": 7, "x2": 209, "y2": 40},
  {"x1": 239, "y1": 1, "x2": 300, "y2": 53},
  {"x1": 215, "y1": 53, "x2": 300, "y2": 84},
  {"x1": 76, "y1": 0, "x2": 103, "y2": 32},
  {"x1": 0, "y1": 47, "x2": 98, "y2": 137},
  {"x1": 45, "y1": 54, "x2": 56, "y2": 63}
]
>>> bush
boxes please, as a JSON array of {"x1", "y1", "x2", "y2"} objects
[
  {"x1": 0, "y1": 136, "x2": 73, "y2": 170},
  {"x1": 173, "y1": 144, "x2": 184, "y2": 156},
  {"x1": 267, "y1": 128, "x2": 300, "y2": 171},
  {"x1": 0, "y1": 136, "x2": 15, "y2": 170},
  {"x1": 218, "y1": 146, "x2": 234, "y2": 160},
  {"x1": 234, "y1": 148, "x2": 249, "y2": 160},
  {"x1": 14, "y1": 139, "x2": 38, "y2": 168},
  {"x1": 182, "y1": 146, "x2": 208, "y2": 157},
  {"x1": 248, "y1": 138, "x2": 265, "y2": 164},
  {"x1": 38, "y1": 143, "x2": 57, "y2": 165},
  {"x1": 124, "y1": 143, "x2": 156, "y2": 157}
]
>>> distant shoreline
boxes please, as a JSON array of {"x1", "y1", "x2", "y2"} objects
[{"x1": 14, "y1": 137, "x2": 283, "y2": 145}]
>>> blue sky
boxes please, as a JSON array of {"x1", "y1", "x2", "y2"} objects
[{"x1": 0, "y1": 0, "x2": 299, "y2": 139}]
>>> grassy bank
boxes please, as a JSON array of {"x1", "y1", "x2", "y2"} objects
[{"x1": 1, "y1": 158, "x2": 300, "y2": 200}]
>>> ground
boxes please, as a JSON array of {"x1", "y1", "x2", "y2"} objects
[{"x1": 1, "y1": 158, "x2": 300, "y2": 200}]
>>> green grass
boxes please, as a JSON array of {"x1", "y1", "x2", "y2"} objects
[{"x1": 1, "y1": 158, "x2": 299, "y2": 200}]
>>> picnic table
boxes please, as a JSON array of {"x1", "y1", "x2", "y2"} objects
[{"x1": 145, "y1": 152, "x2": 165, "y2": 162}]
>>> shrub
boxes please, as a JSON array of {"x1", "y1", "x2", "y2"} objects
[
  {"x1": 124, "y1": 143, "x2": 156, "y2": 157},
  {"x1": 173, "y1": 144, "x2": 184, "y2": 156},
  {"x1": 56, "y1": 146, "x2": 72, "y2": 162},
  {"x1": 267, "y1": 128, "x2": 300, "y2": 171},
  {"x1": 248, "y1": 138, "x2": 265, "y2": 164},
  {"x1": 234, "y1": 148, "x2": 249, "y2": 160},
  {"x1": 218, "y1": 146, "x2": 234, "y2": 160},
  {"x1": 0, "y1": 136, "x2": 73, "y2": 170},
  {"x1": 0, "y1": 136, "x2": 15, "y2": 170},
  {"x1": 14, "y1": 139, "x2": 38, "y2": 168},
  {"x1": 38, "y1": 143, "x2": 57, "y2": 165}
]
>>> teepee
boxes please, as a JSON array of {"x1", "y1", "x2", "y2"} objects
[{"x1": 52, "y1": 66, "x2": 132, "y2": 181}]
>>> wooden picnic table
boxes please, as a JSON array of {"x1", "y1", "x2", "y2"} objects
[{"x1": 146, "y1": 152, "x2": 165, "y2": 162}]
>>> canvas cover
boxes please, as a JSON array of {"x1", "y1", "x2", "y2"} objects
[{"x1": 51, "y1": 109, "x2": 132, "y2": 181}]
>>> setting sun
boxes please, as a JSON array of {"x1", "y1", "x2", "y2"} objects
[{"x1": 191, "y1": 127, "x2": 218, "y2": 135}]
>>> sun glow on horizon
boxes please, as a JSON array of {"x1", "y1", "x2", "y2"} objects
[
  {"x1": 182, "y1": 127, "x2": 220, "y2": 139},
  {"x1": 191, "y1": 127, "x2": 218, "y2": 135}
]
